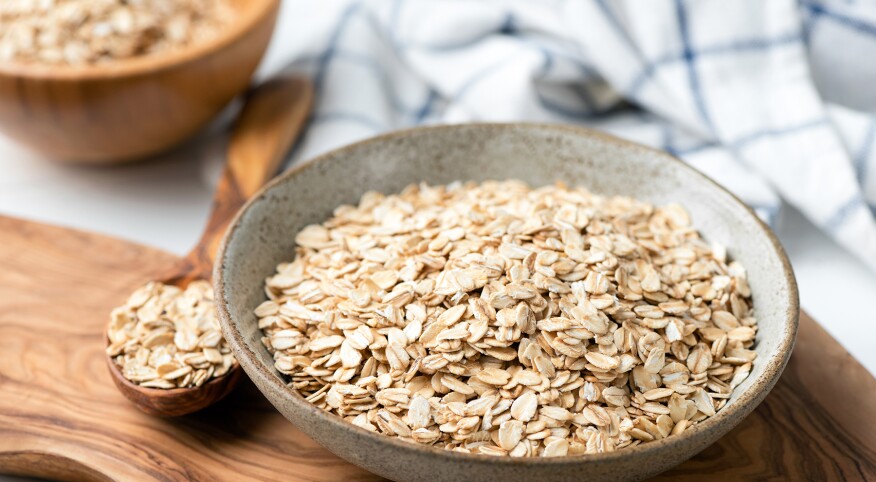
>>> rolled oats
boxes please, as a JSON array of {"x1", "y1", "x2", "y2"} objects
[
  {"x1": 257, "y1": 180, "x2": 758, "y2": 457},
  {"x1": 107, "y1": 280, "x2": 237, "y2": 389},
  {"x1": 0, "y1": 0, "x2": 233, "y2": 65}
]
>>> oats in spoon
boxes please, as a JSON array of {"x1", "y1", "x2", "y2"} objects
[{"x1": 106, "y1": 280, "x2": 236, "y2": 389}]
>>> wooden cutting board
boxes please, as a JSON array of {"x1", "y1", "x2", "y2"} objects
[{"x1": 1, "y1": 215, "x2": 874, "y2": 482}]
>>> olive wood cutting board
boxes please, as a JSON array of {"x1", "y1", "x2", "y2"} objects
[{"x1": 1, "y1": 215, "x2": 874, "y2": 481}]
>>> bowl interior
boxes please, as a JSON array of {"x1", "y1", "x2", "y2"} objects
[{"x1": 217, "y1": 123, "x2": 797, "y2": 470}]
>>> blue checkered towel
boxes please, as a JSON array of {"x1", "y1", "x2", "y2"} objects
[{"x1": 259, "y1": 0, "x2": 876, "y2": 271}]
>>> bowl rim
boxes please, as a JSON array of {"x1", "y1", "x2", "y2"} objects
[
  {"x1": 215, "y1": 122, "x2": 799, "y2": 466},
  {"x1": 0, "y1": 0, "x2": 279, "y2": 80}
]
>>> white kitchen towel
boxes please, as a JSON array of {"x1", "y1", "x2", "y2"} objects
[{"x1": 252, "y1": 0, "x2": 876, "y2": 271}]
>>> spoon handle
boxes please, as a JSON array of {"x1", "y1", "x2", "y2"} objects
[{"x1": 179, "y1": 77, "x2": 313, "y2": 282}]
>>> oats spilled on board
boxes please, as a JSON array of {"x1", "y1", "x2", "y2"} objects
[
  {"x1": 0, "y1": 0, "x2": 233, "y2": 65},
  {"x1": 107, "y1": 280, "x2": 236, "y2": 389},
  {"x1": 257, "y1": 180, "x2": 757, "y2": 457}
]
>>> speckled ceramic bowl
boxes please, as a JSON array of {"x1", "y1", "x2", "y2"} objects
[{"x1": 215, "y1": 123, "x2": 798, "y2": 482}]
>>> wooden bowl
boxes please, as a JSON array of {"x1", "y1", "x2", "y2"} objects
[
  {"x1": 215, "y1": 124, "x2": 799, "y2": 482},
  {"x1": 106, "y1": 348, "x2": 243, "y2": 417},
  {"x1": 0, "y1": 0, "x2": 279, "y2": 163}
]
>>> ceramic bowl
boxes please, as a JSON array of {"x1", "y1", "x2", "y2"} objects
[
  {"x1": 215, "y1": 123, "x2": 799, "y2": 482},
  {"x1": 0, "y1": 0, "x2": 279, "y2": 163}
]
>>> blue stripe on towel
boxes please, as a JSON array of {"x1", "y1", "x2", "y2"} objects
[
  {"x1": 671, "y1": 118, "x2": 828, "y2": 158},
  {"x1": 390, "y1": 0, "x2": 403, "y2": 45},
  {"x1": 300, "y1": 49, "x2": 439, "y2": 123},
  {"x1": 314, "y1": 3, "x2": 363, "y2": 100},
  {"x1": 410, "y1": 13, "x2": 516, "y2": 52},
  {"x1": 804, "y1": 2, "x2": 876, "y2": 38},
  {"x1": 626, "y1": 32, "x2": 800, "y2": 96},
  {"x1": 675, "y1": 0, "x2": 715, "y2": 133},
  {"x1": 855, "y1": 119, "x2": 876, "y2": 183},
  {"x1": 662, "y1": 126, "x2": 678, "y2": 156},
  {"x1": 311, "y1": 112, "x2": 385, "y2": 131},
  {"x1": 329, "y1": 51, "x2": 419, "y2": 114},
  {"x1": 825, "y1": 195, "x2": 865, "y2": 231},
  {"x1": 752, "y1": 204, "x2": 781, "y2": 226},
  {"x1": 730, "y1": 118, "x2": 829, "y2": 150},
  {"x1": 593, "y1": 0, "x2": 638, "y2": 50},
  {"x1": 673, "y1": 142, "x2": 715, "y2": 157},
  {"x1": 415, "y1": 90, "x2": 439, "y2": 122}
]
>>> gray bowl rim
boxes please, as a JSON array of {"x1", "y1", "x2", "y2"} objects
[{"x1": 215, "y1": 122, "x2": 799, "y2": 467}]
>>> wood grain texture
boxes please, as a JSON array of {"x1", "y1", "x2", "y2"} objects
[
  {"x1": 171, "y1": 76, "x2": 314, "y2": 284},
  {"x1": 105, "y1": 355, "x2": 243, "y2": 417},
  {"x1": 0, "y1": 0, "x2": 279, "y2": 163},
  {"x1": 1, "y1": 216, "x2": 874, "y2": 481},
  {"x1": 101, "y1": 76, "x2": 313, "y2": 416}
]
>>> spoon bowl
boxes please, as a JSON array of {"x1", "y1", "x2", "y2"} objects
[
  {"x1": 106, "y1": 349, "x2": 243, "y2": 417},
  {"x1": 105, "y1": 76, "x2": 313, "y2": 416}
]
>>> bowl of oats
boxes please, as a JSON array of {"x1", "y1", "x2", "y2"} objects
[
  {"x1": 214, "y1": 123, "x2": 798, "y2": 482},
  {"x1": 0, "y1": 0, "x2": 278, "y2": 163}
]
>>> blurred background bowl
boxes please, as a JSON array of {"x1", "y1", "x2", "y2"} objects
[{"x1": 0, "y1": 0, "x2": 279, "y2": 164}]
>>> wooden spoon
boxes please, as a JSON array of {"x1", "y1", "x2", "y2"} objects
[{"x1": 106, "y1": 76, "x2": 313, "y2": 417}]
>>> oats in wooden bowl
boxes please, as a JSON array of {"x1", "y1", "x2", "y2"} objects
[
  {"x1": 0, "y1": 0, "x2": 233, "y2": 65},
  {"x1": 0, "y1": 0, "x2": 279, "y2": 163}
]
